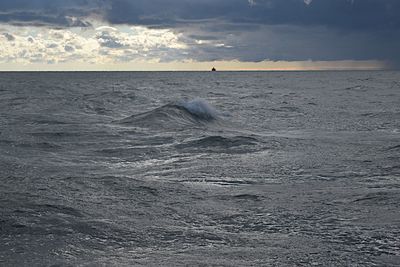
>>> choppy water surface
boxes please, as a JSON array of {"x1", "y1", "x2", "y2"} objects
[{"x1": 0, "y1": 71, "x2": 399, "y2": 266}]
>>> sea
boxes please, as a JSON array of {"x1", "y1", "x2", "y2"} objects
[{"x1": 0, "y1": 71, "x2": 399, "y2": 266}]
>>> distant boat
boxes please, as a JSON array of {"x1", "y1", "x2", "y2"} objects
[{"x1": 211, "y1": 67, "x2": 216, "y2": 72}]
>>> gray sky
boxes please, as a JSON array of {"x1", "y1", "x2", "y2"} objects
[{"x1": 0, "y1": 0, "x2": 399, "y2": 70}]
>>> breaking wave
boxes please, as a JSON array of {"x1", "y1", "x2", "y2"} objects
[
  {"x1": 118, "y1": 98, "x2": 220, "y2": 128},
  {"x1": 179, "y1": 98, "x2": 219, "y2": 120}
]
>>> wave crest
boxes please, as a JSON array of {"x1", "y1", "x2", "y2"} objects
[
  {"x1": 118, "y1": 98, "x2": 219, "y2": 128},
  {"x1": 179, "y1": 98, "x2": 218, "y2": 120}
]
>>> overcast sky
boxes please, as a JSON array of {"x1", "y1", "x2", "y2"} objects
[{"x1": 0, "y1": 0, "x2": 399, "y2": 70}]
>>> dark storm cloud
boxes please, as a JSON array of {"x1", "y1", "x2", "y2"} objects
[
  {"x1": 0, "y1": 0, "x2": 96, "y2": 27},
  {"x1": 0, "y1": 11, "x2": 92, "y2": 27},
  {"x1": 101, "y1": 0, "x2": 398, "y2": 66},
  {"x1": 0, "y1": 0, "x2": 399, "y2": 66},
  {"x1": 1, "y1": 0, "x2": 399, "y2": 30},
  {"x1": 101, "y1": 0, "x2": 400, "y2": 31}
]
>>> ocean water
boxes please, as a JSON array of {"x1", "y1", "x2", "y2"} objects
[{"x1": 0, "y1": 71, "x2": 399, "y2": 266}]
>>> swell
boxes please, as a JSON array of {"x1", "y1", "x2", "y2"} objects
[{"x1": 117, "y1": 99, "x2": 219, "y2": 129}]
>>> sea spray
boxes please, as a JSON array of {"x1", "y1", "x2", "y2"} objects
[{"x1": 179, "y1": 98, "x2": 219, "y2": 120}]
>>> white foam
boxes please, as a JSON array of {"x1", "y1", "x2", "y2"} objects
[{"x1": 180, "y1": 98, "x2": 219, "y2": 120}]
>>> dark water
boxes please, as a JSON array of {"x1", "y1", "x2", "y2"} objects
[{"x1": 0, "y1": 71, "x2": 399, "y2": 266}]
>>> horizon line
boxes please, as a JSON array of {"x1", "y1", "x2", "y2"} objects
[{"x1": 0, "y1": 69, "x2": 394, "y2": 72}]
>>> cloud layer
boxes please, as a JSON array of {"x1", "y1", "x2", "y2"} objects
[
  {"x1": 2, "y1": 0, "x2": 399, "y2": 30},
  {"x1": 0, "y1": 0, "x2": 399, "y2": 68}
]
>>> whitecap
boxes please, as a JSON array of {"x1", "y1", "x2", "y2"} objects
[{"x1": 179, "y1": 98, "x2": 219, "y2": 120}]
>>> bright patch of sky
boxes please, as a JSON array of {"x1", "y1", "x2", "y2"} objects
[{"x1": 0, "y1": 23, "x2": 190, "y2": 66}]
